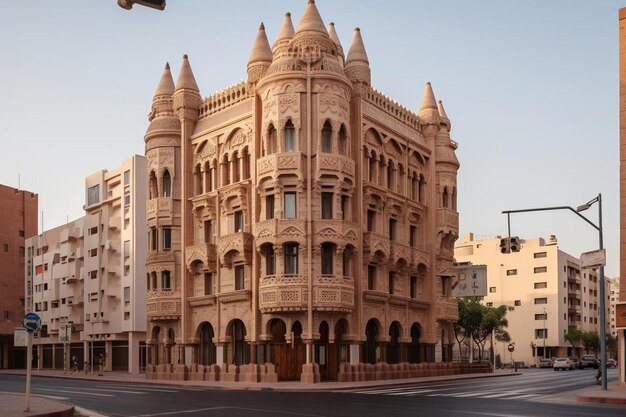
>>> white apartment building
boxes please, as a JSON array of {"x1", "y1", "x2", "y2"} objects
[
  {"x1": 455, "y1": 233, "x2": 609, "y2": 366},
  {"x1": 25, "y1": 155, "x2": 147, "y2": 373},
  {"x1": 609, "y1": 277, "x2": 621, "y2": 337}
]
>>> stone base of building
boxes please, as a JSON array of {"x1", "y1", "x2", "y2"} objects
[{"x1": 146, "y1": 361, "x2": 491, "y2": 383}]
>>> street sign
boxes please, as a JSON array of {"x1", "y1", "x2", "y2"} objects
[
  {"x1": 23, "y1": 312, "x2": 41, "y2": 332},
  {"x1": 580, "y1": 249, "x2": 606, "y2": 268},
  {"x1": 508, "y1": 343, "x2": 515, "y2": 353},
  {"x1": 59, "y1": 325, "x2": 71, "y2": 343},
  {"x1": 14, "y1": 328, "x2": 27, "y2": 347},
  {"x1": 451, "y1": 264, "x2": 487, "y2": 297}
]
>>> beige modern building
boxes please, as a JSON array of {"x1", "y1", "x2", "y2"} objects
[
  {"x1": 143, "y1": 1, "x2": 472, "y2": 383},
  {"x1": 609, "y1": 277, "x2": 621, "y2": 338},
  {"x1": 455, "y1": 233, "x2": 609, "y2": 367},
  {"x1": 25, "y1": 155, "x2": 147, "y2": 374},
  {"x1": 0, "y1": 184, "x2": 38, "y2": 369}
]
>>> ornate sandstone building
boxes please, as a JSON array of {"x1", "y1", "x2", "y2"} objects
[{"x1": 144, "y1": 0, "x2": 466, "y2": 382}]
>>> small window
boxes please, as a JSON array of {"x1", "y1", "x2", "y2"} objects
[
  {"x1": 124, "y1": 170, "x2": 130, "y2": 185},
  {"x1": 151, "y1": 227, "x2": 158, "y2": 250},
  {"x1": 535, "y1": 329, "x2": 548, "y2": 339},
  {"x1": 163, "y1": 228, "x2": 171, "y2": 250},
  {"x1": 89, "y1": 248, "x2": 97, "y2": 257},
  {"x1": 489, "y1": 286, "x2": 496, "y2": 293},
  {"x1": 534, "y1": 282, "x2": 547, "y2": 289},
  {"x1": 124, "y1": 286, "x2": 131, "y2": 303},
  {"x1": 367, "y1": 265, "x2": 376, "y2": 291},
  {"x1": 162, "y1": 270, "x2": 171, "y2": 290},
  {"x1": 235, "y1": 265, "x2": 245, "y2": 290},
  {"x1": 3, "y1": 243, "x2": 8, "y2": 252},
  {"x1": 534, "y1": 266, "x2": 547, "y2": 273},
  {"x1": 321, "y1": 243, "x2": 334, "y2": 275},
  {"x1": 388, "y1": 218, "x2": 397, "y2": 241},
  {"x1": 284, "y1": 244, "x2": 299, "y2": 275},
  {"x1": 410, "y1": 276, "x2": 417, "y2": 298},
  {"x1": 266, "y1": 195, "x2": 275, "y2": 220},
  {"x1": 162, "y1": 170, "x2": 172, "y2": 197},
  {"x1": 409, "y1": 225, "x2": 417, "y2": 247},
  {"x1": 19, "y1": 229, "x2": 24, "y2": 237},
  {"x1": 284, "y1": 192, "x2": 296, "y2": 219},
  {"x1": 506, "y1": 269, "x2": 517, "y2": 276},
  {"x1": 514, "y1": 300, "x2": 521, "y2": 306},
  {"x1": 321, "y1": 192, "x2": 333, "y2": 219},
  {"x1": 87, "y1": 184, "x2": 100, "y2": 206},
  {"x1": 89, "y1": 270, "x2": 97, "y2": 279},
  {"x1": 321, "y1": 121, "x2": 332, "y2": 153},
  {"x1": 124, "y1": 194, "x2": 131, "y2": 206},
  {"x1": 367, "y1": 210, "x2": 375, "y2": 232},
  {"x1": 533, "y1": 251, "x2": 547, "y2": 258},
  {"x1": 204, "y1": 220, "x2": 213, "y2": 244},
  {"x1": 89, "y1": 226, "x2": 98, "y2": 236},
  {"x1": 264, "y1": 245, "x2": 276, "y2": 275},
  {"x1": 534, "y1": 297, "x2": 548, "y2": 305},
  {"x1": 234, "y1": 210, "x2": 244, "y2": 232},
  {"x1": 124, "y1": 240, "x2": 130, "y2": 257},
  {"x1": 204, "y1": 273, "x2": 213, "y2": 296},
  {"x1": 284, "y1": 120, "x2": 296, "y2": 152},
  {"x1": 341, "y1": 195, "x2": 348, "y2": 220},
  {"x1": 388, "y1": 272, "x2": 395, "y2": 295},
  {"x1": 535, "y1": 313, "x2": 547, "y2": 320}
]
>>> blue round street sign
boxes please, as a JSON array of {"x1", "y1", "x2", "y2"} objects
[{"x1": 23, "y1": 312, "x2": 41, "y2": 332}]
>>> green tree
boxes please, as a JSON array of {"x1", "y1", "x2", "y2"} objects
[
  {"x1": 582, "y1": 331, "x2": 600, "y2": 354},
  {"x1": 606, "y1": 334, "x2": 617, "y2": 358},
  {"x1": 564, "y1": 328, "x2": 583, "y2": 356},
  {"x1": 454, "y1": 297, "x2": 483, "y2": 359}
]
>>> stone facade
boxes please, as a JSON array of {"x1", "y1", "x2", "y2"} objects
[
  {"x1": 145, "y1": 1, "x2": 467, "y2": 383},
  {"x1": 0, "y1": 184, "x2": 37, "y2": 369},
  {"x1": 618, "y1": 7, "x2": 626, "y2": 385}
]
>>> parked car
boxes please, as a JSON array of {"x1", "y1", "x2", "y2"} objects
[
  {"x1": 569, "y1": 358, "x2": 580, "y2": 369},
  {"x1": 606, "y1": 359, "x2": 617, "y2": 368},
  {"x1": 580, "y1": 355, "x2": 599, "y2": 369},
  {"x1": 539, "y1": 358, "x2": 553, "y2": 368},
  {"x1": 553, "y1": 357, "x2": 574, "y2": 371}
]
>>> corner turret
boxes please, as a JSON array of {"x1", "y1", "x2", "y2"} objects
[
  {"x1": 173, "y1": 55, "x2": 202, "y2": 121},
  {"x1": 145, "y1": 62, "x2": 181, "y2": 151},
  {"x1": 418, "y1": 82, "x2": 439, "y2": 125},
  {"x1": 345, "y1": 28, "x2": 370, "y2": 85},
  {"x1": 247, "y1": 23, "x2": 273, "y2": 83}
]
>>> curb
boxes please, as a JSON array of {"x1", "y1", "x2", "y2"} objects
[{"x1": 577, "y1": 394, "x2": 626, "y2": 406}]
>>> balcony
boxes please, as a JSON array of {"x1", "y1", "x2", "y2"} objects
[
  {"x1": 363, "y1": 232, "x2": 390, "y2": 259},
  {"x1": 567, "y1": 274, "x2": 581, "y2": 285},
  {"x1": 258, "y1": 274, "x2": 354, "y2": 313},
  {"x1": 312, "y1": 220, "x2": 359, "y2": 247},
  {"x1": 437, "y1": 208, "x2": 459, "y2": 231},
  {"x1": 411, "y1": 247, "x2": 431, "y2": 269},
  {"x1": 436, "y1": 297, "x2": 458, "y2": 321},
  {"x1": 217, "y1": 232, "x2": 253, "y2": 265},
  {"x1": 253, "y1": 219, "x2": 306, "y2": 247},
  {"x1": 146, "y1": 290, "x2": 182, "y2": 321},
  {"x1": 185, "y1": 243, "x2": 217, "y2": 272},
  {"x1": 316, "y1": 153, "x2": 355, "y2": 179},
  {"x1": 390, "y1": 241, "x2": 412, "y2": 263},
  {"x1": 256, "y1": 152, "x2": 303, "y2": 181},
  {"x1": 147, "y1": 197, "x2": 173, "y2": 222},
  {"x1": 568, "y1": 304, "x2": 582, "y2": 315}
]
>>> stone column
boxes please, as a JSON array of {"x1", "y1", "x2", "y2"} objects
[
  {"x1": 105, "y1": 340, "x2": 112, "y2": 371},
  {"x1": 215, "y1": 344, "x2": 225, "y2": 367},
  {"x1": 350, "y1": 344, "x2": 360, "y2": 365},
  {"x1": 128, "y1": 332, "x2": 140, "y2": 374}
]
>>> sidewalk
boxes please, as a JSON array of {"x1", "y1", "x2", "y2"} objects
[{"x1": 1, "y1": 368, "x2": 624, "y2": 417}]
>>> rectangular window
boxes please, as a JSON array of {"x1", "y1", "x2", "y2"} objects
[
  {"x1": 151, "y1": 227, "x2": 158, "y2": 250},
  {"x1": 284, "y1": 192, "x2": 296, "y2": 219},
  {"x1": 367, "y1": 265, "x2": 376, "y2": 291},
  {"x1": 87, "y1": 184, "x2": 100, "y2": 206},
  {"x1": 389, "y1": 218, "x2": 397, "y2": 241},
  {"x1": 89, "y1": 248, "x2": 97, "y2": 257},
  {"x1": 535, "y1": 329, "x2": 548, "y2": 339},
  {"x1": 489, "y1": 286, "x2": 496, "y2": 293},
  {"x1": 506, "y1": 269, "x2": 517, "y2": 276},
  {"x1": 534, "y1": 266, "x2": 547, "y2": 273},
  {"x1": 161, "y1": 270, "x2": 171, "y2": 289},
  {"x1": 235, "y1": 265, "x2": 245, "y2": 290},
  {"x1": 442, "y1": 276, "x2": 450, "y2": 296},
  {"x1": 19, "y1": 229, "x2": 24, "y2": 237},
  {"x1": 36, "y1": 264, "x2": 43, "y2": 275},
  {"x1": 514, "y1": 300, "x2": 521, "y2": 306},
  {"x1": 89, "y1": 292, "x2": 98, "y2": 302},
  {"x1": 124, "y1": 286, "x2": 131, "y2": 303},
  {"x1": 321, "y1": 192, "x2": 333, "y2": 219},
  {"x1": 535, "y1": 313, "x2": 547, "y2": 320},
  {"x1": 388, "y1": 272, "x2": 395, "y2": 295},
  {"x1": 3, "y1": 243, "x2": 8, "y2": 252},
  {"x1": 163, "y1": 228, "x2": 171, "y2": 250},
  {"x1": 89, "y1": 270, "x2": 97, "y2": 279},
  {"x1": 367, "y1": 210, "x2": 375, "y2": 232},
  {"x1": 534, "y1": 297, "x2": 548, "y2": 304},
  {"x1": 284, "y1": 244, "x2": 298, "y2": 274},
  {"x1": 410, "y1": 276, "x2": 417, "y2": 299},
  {"x1": 266, "y1": 195, "x2": 275, "y2": 220},
  {"x1": 321, "y1": 244, "x2": 333, "y2": 275},
  {"x1": 124, "y1": 240, "x2": 130, "y2": 257},
  {"x1": 124, "y1": 194, "x2": 130, "y2": 206},
  {"x1": 409, "y1": 225, "x2": 416, "y2": 247},
  {"x1": 234, "y1": 210, "x2": 244, "y2": 232},
  {"x1": 204, "y1": 220, "x2": 213, "y2": 244},
  {"x1": 124, "y1": 170, "x2": 130, "y2": 185},
  {"x1": 204, "y1": 273, "x2": 213, "y2": 296},
  {"x1": 534, "y1": 282, "x2": 547, "y2": 289},
  {"x1": 533, "y1": 251, "x2": 547, "y2": 258},
  {"x1": 89, "y1": 226, "x2": 98, "y2": 236},
  {"x1": 341, "y1": 195, "x2": 348, "y2": 220}
]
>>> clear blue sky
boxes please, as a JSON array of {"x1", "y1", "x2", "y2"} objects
[{"x1": 0, "y1": 0, "x2": 621, "y2": 276}]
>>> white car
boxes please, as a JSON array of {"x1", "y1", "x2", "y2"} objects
[{"x1": 553, "y1": 357, "x2": 574, "y2": 371}]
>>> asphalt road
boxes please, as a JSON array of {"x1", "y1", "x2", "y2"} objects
[{"x1": 0, "y1": 368, "x2": 621, "y2": 417}]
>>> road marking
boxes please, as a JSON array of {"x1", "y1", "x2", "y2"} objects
[
  {"x1": 138, "y1": 407, "x2": 229, "y2": 416},
  {"x1": 36, "y1": 394, "x2": 70, "y2": 400},
  {"x1": 56, "y1": 386, "x2": 149, "y2": 394},
  {"x1": 507, "y1": 394, "x2": 539, "y2": 400},
  {"x1": 138, "y1": 407, "x2": 325, "y2": 417},
  {"x1": 35, "y1": 388, "x2": 114, "y2": 397},
  {"x1": 94, "y1": 385, "x2": 180, "y2": 393},
  {"x1": 388, "y1": 389, "x2": 439, "y2": 396},
  {"x1": 480, "y1": 392, "x2": 518, "y2": 398}
]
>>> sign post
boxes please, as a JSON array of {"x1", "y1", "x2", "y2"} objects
[{"x1": 23, "y1": 312, "x2": 41, "y2": 412}]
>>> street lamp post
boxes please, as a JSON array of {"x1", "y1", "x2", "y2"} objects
[{"x1": 502, "y1": 193, "x2": 607, "y2": 390}]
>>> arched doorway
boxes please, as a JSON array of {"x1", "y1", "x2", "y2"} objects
[
  {"x1": 198, "y1": 323, "x2": 215, "y2": 366},
  {"x1": 166, "y1": 329, "x2": 175, "y2": 364},
  {"x1": 409, "y1": 323, "x2": 421, "y2": 363},
  {"x1": 364, "y1": 319, "x2": 379, "y2": 364},
  {"x1": 326, "y1": 319, "x2": 349, "y2": 381},
  {"x1": 151, "y1": 326, "x2": 161, "y2": 365},
  {"x1": 316, "y1": 321, "x2": 330, "y2": 380},
  {"x1": 387, "y1": 322, "x2": 401, "y2": 364},
  {"x1": 228, "y1": 319, "x2": 248, "y2": 366}
]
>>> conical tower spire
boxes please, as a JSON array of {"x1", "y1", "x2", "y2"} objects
[
  {"x1": 418, "y1": 82, "x2": 439, "y2": 124},
  {"x1": 437, "y1": 100, "x2": 449, "y2": 120},
  {"x1": 295, "y1": 0, "x2": 327, "y2": 35},
  {"x1": 175, "y1": 54, "x2": 199, "y2": 92},
  {"x1": 345, "y1": 28, "x2": 371, "y2": 85},
  {"x1": 248, "y1": 23, "x2": 273, "y2": 66},
  {"x1": 274, "y1": 12, "x2": 295, "y2": 45},
  {"x1": 328, "y1": 22, "x2": 342, "y2": 49},
  {"x1": 154, "y1": 62, "x2": 175, "y2": 97}
]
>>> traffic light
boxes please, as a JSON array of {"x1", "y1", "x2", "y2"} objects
[
  {"x1": 500, "y1": 236, "x2": 521, "y2": 254},
  {"x1": 118, "y1": 0, "x2": 166, "y2": 10},
  {"x1": 499, "y1": 237, "x2": 510, "y2": 254}
]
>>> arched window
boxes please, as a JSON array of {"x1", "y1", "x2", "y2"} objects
[
  {"x1": 231, "y1": 320, "x2": 247, "y2": 366},
  {"x1": 321, "y1": 243, "x2": 334, "y2": 275},
  {"x1": 193, "y1": 164, "x2": 202, "y2": 196},
  {"x1": 442, "y1": 187, "x2": 449, "y2": 208},
  {"x1": 267, "y1": 124, "x2": 277, "y2": 155},
  {"x1": 146, "y1": 273, "x2": 151, "y2": 290},
  {"x1": 199, "y1": 323, "x2": 215, "y2": 366},
  {"x1": 321, "y1": 120, "x2": 332, "y2": 153},
  {"x1": 151, "y1": 272, "x2": 157, "y2": 290},
  {"x1": 284, "y1": 243, "x2": 299, "y2": 275},
  {"x1": 338, "y1": 124, "x2": 347, "y2": 155},
  {"x1": 418, "y1": 174, "x2": 425, "y2": 204},
  {"x1": 243, "y1": 148, "x2": 250, "y2": 180},
  {"x1": 149, "y1": 171, "x2": 158, "y2": 200},
  {"x1": 232, "y1": 151, "x2": 240, "y2": 183},
  {"x1": 387, "y1": 160, "x2": 394, "y2": 190},
  {"x1": 368, "y1": 152, "x2": 376, "y2": 182},
  {"x1": 162, "y1": 170, "x2": 172, "y2": 198},
  {"x1": 284, "y1": 120, "x2": 296, "y2": 152},
  {"x1": 222, "y1": 155, "x2": 230, "y2": 186},
  {"x1": 452, "y1": 186, "x2": 457, "y2": 211},
  {"x1": 162, "y1": 270, "x2": 171, "y2": 290},
  {"x1": 342, "y1": 247, "x2": 352, "y2": 278},
  {"x1": 203, "y1": 161, "x2": 212, "y2": 192},
  {"x1": 411, "y1": 173, "x2": 418, "y2": 200}
]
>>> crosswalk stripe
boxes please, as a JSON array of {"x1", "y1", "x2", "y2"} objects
[
  {"x1": 35, "y1": 388, "x2": 114, "y2": 397},
  {"x1": 93, "y1": 384, "x2": 180, "y2": 393},
  {"x1": 57, "y1": 386, "x2": 149, "y2": 394}
]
